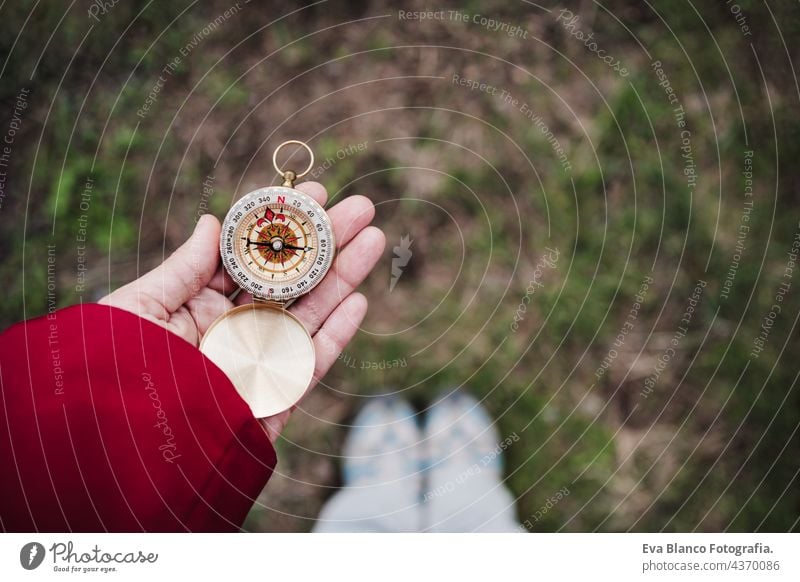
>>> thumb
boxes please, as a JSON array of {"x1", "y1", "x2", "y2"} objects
[{"x1": 137, "y1": 214, "x2": 222, "y2": 313}]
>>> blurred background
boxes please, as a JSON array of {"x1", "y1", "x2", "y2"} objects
[{"x1": 1, "y1": 0, "x2": 799, "y2": 531}]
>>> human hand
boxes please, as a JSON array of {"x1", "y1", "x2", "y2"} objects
[{"x1": 100, "y1": 182, "x2": 385, "y2": 442}]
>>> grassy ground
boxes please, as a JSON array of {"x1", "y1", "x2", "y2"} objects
[{"x1": 1, "y1": 0, "x2": 799, "y2": 531}]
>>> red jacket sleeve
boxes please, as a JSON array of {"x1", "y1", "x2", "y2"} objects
[{"x1": 0, "y1": 303, "x2": 276, "y2": 532}]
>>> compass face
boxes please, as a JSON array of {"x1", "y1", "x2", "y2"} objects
[{"x1": 220, "y1": 186, "x2": 335, "y2": 302}]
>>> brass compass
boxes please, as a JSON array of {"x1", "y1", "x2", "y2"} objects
[{"x1": 200, "y1": 141, "x2": 335, "y2": 417}]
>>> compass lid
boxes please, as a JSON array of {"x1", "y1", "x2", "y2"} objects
[{"x1": 199, "y1": 303, "x2": 315, "y2": 418}]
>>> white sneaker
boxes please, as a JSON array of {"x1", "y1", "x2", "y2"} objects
[
  {"x1": 423, "y1": 389, "x2": 504, "y2": 478},
  {"x1": 422, "y1": 389, "x2": 521, "y2": 532},
  {"x1": 314, "y1": 397, "x2": 424, "y2": 532},
  {"x1": 342, "y1": 397, "x2": 423, "y2": 487}
]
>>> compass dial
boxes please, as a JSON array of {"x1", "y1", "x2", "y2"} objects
[{"x1": 220, "y1": 186, "x2": 335, "y2": 302}]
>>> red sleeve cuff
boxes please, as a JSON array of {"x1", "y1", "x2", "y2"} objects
[{"x1": 0, "y1": 303, "x2": 276, "y2": 532}]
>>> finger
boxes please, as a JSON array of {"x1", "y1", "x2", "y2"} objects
[
  {"x1": 234, "y1": 289, "x2": 253, "y2": 306},
  {"x1": 207, "y1": 263, "x2": 238, "y2": 296},
  {"x1": 290, "y1": 226, "x2": 385, "y2": 334},
  {"x1": 310, "y1": 292, "x2": 368, "y2": 385},
  {"x1": 297, "y1": 182, "x2": 374, "y2": 248},
  {"x1": 259, "y1": 412, "x2": 290, "y2": 444},
  {"x1": 136, "y1": 214, "x2": 221, "y2": 313},
  {"x1": 295, "y1": 181, "x2": 327, "y2": 206},
  {"x1": 255, "y1": 292, "x2": 369, "y2": 444},
  {"x1": 326, "y1": 195, "x2": 375, "y2": 249},
  {"x1": 185, "y1": 286, "x2": 235, "y2": 337}
]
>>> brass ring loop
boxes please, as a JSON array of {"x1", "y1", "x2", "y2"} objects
[{"x1": 272, "y1": 140, "x2": 314, "y2": 180}]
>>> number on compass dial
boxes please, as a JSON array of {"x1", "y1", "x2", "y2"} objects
[{"x1": 220, "y1": 187, "x2": 335, "y2": 302}]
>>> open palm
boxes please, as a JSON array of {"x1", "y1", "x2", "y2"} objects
[{"x1": 100, "y1": 182, "x2": 384, "y2": 442}]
